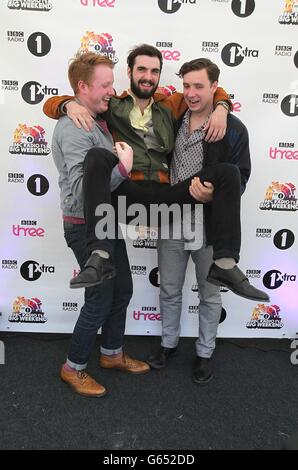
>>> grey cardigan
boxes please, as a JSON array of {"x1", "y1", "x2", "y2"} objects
[{"x1": 51, "y1": 115, "x2": 126, "y2": 218}]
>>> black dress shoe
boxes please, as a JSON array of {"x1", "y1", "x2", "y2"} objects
[
  {"x1": 207, "y1": 263, "x2": 270, "y2": 302},
  {"x1": 192, "y1": 357, "x2": 213, "y2": 385},
  {"x1": 70, "y1": 253, "x2": 115, "y2": 289},
  {"x1": 146, "y1": 346, "x2": 177, "y2": 369}
]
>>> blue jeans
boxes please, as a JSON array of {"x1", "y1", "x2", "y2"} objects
[{"x1": 63, "y1": 222, "x2": 133, "y2": 370}]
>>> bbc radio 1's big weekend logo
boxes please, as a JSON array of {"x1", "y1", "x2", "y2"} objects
[
  {"x1": 246, "y1": 304, "x2": 283, "y2": 329},
  {"x1": 9, "y1": 124, "x2": 50, "y2": 156},
  {"x1": 9, "y1": 297, "x2": 47, "y2": 323},
  {"x1": 259, "y1": 181, "x2": 298, "y2": 211},
  {"x1": 7, "y1": 0, "x2": 53, "y2": 11},
  {"x1": 279, "y1": 0, "x2": 298, "y2": 25},
  {"x1": 79, "y1": 32, "x2": 118, "y2": 63}
]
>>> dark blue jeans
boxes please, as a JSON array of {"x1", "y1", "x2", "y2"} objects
[{"x1": 63, "y1": 222, "x2": 133, "y2": 369}]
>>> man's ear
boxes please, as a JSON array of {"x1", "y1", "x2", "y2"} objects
[
  {"x1": 211, "y1": 80, "x2": 218, "y2": 95},
  {"x1": 77, "y1": 80, "x2": 88, "y2": 94},
  {"x1": 127, "y1": 66, "x2": 132, "y2": 80}
]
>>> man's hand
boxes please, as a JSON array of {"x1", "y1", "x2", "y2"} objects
[
  {"x1": 115, "y1": 142, "x2": 133, "y2": 173},
  {"x1": 189, "y1": 177, "x2": 214, "y2": 202},
  {"x1": 203, "y1": 105, "x2": 228, "y2": 143},
  {"x1": 66, "y1": 101, "x2": 94, "y2": 132}
]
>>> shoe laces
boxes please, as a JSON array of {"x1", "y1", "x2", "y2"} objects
[{"x1": 77, "y1": 370, "x2": 88, "y2": 382}]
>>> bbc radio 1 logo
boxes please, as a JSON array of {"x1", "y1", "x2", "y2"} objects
[
  {"x1": 246, "y1": 304, "x2": 283, "y2": 330},
  {"x1": 8, "y1": 172, "x2": 49, "y2": 195},
  {"x1": 20, "y1": 260, "x2": 55, "y2": 281},
  {"x1": 269, "y1": 142, "x2": 298, "y2": 161},
  {"x1": 157, "y1": 0, "x2": 197, "y2": 14},
  {"x1": 278, "y1": 0, "x2": 298, "y2": 25},
  {"x1": 79, "y1": 32, "x2": 118, "y2": 63},
  {"x1": 259, "y1": 181, "x2": 298, "y2": 211},
  {"x1": 8, "y1": 296, "x2": 47, "y2": 324},
  {"x1": 9, "y1": 124, "x2": 50, "y2": 156},
  {"x1": 12, "y1": 220, "x2": 45, "y2": 238},
  {"x1": 27, "y1": 174, "x2": 49, "y2": 196},
  {"x1": 221, "y1": 42, "x2": 259, "y2": 66},
  {"x1": 263, "y1": 270, "x2": 296, "y2": 290},
  {"x1": 21, "y1": 81, "x2": 58, "y2": 105},
  {"x1": 231, "y1": 0, "x2": 255, "y2": 17},
  {"x1": 7, "y1": 0, "x2": 53, "y2": 11},
  {"x1": 255, "y1": 227, "x2": 295, "y2": 250},
  {"x1": 7, "y1": 31, "x2": 51, "y2": 56},
  {"x1": 156, "y1": 42, "x2": 181, "y2": 61},
  {"x1": 281, "y1": 94, "x2": 298, "y2": 116}
]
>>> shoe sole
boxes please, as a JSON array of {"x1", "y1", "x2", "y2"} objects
[
  {"x1": 69, "y1": 272, "x2": 116, "y2": 289},
  {"x1": 146, "y1": 361, "x2": 167, "y2": 369},
  {"x1": 207, "y1": 276, "x2": 270, "y2": 302},
  {"x1": 99, "y1": 364, "x2": 150, "y2": 374},
  {"x1": 192, "y1": 373, "x2": 214, "y2": 386},
  {"x1": 61, "y1": 377, "x2": 107, "y2": 398}
]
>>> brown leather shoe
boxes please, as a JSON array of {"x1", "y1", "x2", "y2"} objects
[
  {"x1": 99, "y1": 353, "x2": 150, "y2": 374},
  {"x1": 60, "y1": 366, "x2": 107, "y2": 397}
]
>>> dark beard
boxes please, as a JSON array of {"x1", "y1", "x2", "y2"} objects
[{"x1": 130, "y1": 78, "x2": 158, "y2": 99}]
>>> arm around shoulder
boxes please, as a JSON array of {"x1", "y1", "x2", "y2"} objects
[{"x1": 43, "y1": 95, "x2": 74, "y2": 119}]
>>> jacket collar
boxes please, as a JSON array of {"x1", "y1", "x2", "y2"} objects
[{"x1": 115, "y1": 89, "x2": 168, "y2": 104}]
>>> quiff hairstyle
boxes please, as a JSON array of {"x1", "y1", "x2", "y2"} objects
[
  {"x1": 177, "y1": 58, "x2": 220, "y2": 84},
  {"x1": 127, "y1": 44, "x2": 163, "y2": 72},
  {"x1": 68, "y1": 52, "x2": 114, "y2": 94}
]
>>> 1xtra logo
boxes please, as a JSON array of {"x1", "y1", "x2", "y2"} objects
[
  {"x1": 221, "y1": 42, "x2": 259, "y2": 66},
  {"x1": 231, "y1": 0, "x2": 255, "y2": 17},
  {"x1": 158, "y1": 0, "x2": 196, "y2": 14},
  {"x1": 79, "y1": 32, "x2": 118, "y2": 63},
  {"x1": 9, "y1": 124, "x2": 50, "y2": 155},
  {"x1": 7, "y1": 0, "x2": 53, "y2": 10},
  {"x1": 263, "y1": 269, "x2": 296, "y2": 289},
  {"x1": 281, "y1": 94, "x2": 298, "y2": 116},
  {"x1": 20, "y1": 260, "x2": 55, "y2": 281},
  {"x1": 21, "y1": 81, "x2": 58, "y2": 104}
]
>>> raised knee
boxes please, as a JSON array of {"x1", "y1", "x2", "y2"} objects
[{"x1": 84, "y1": 147, "x2": 116, "y2": 170}]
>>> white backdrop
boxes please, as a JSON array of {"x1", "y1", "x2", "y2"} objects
[{"x1": 0, "y1": 0, "x2": 297, "y2": 339}]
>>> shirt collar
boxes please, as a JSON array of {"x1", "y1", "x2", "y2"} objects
[{"x1": 127, "y1": 90, "x2": 154, "y2": 110}]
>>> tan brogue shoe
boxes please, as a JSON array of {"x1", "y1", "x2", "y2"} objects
[
  {"x1": 99, "y1": 353, "x2": 150, "y2": 374},
  {"x1": 60, "y1": 366, "x2": 107, "y2": 397}
]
